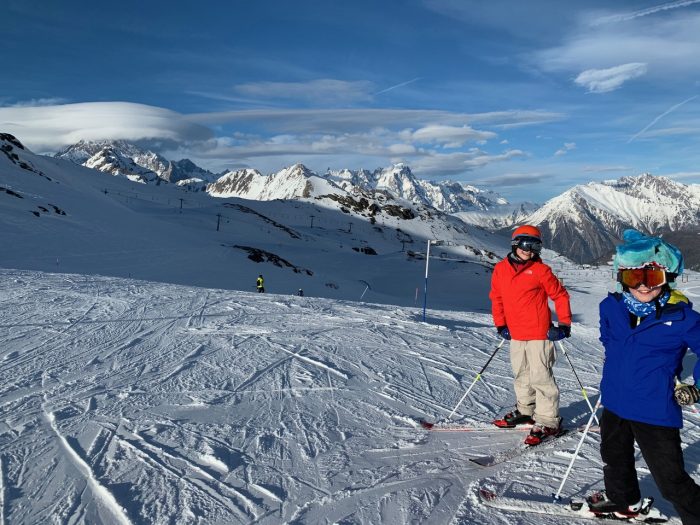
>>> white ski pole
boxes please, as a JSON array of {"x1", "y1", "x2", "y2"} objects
[
  {"x1": 446, "y1": 339, "x2": 506, "y2": 420},
  {"x1": 556, "y1": 340, "x2": 600, "y2": 425},
  {"x1": 553, "y1": 396, "x2": 602, "y2": 502}
]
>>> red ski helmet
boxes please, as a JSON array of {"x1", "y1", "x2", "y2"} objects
[{"x1": 511, "y1": 225, "x2": 542, "y2": 241}]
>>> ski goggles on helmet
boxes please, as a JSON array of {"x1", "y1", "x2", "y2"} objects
[
  {"x1": 617, "y1": 265, "x2": 667, "y2": 289},
  {"x1": 511, "y1": 236, "x2": 542, "y2": 253}
]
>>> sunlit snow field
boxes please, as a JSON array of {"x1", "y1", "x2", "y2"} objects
[{"x1": 1, "y1": 268, "x2": 699, "y2": 524}]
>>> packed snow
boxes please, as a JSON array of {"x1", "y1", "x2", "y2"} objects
[{"x1": 1, "y1": 268, "x2": 699, "y2": 524}]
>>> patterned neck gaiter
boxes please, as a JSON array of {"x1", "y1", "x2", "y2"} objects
[{"x1": 622, "y1": 289, "x2": 671, "y2": 318}]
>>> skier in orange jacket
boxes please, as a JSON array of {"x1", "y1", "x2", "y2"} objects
[{"x1": 489, "y1": 225, "x2": 572, "y2": 445}]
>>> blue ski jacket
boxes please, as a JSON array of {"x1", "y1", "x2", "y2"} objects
[{"x1": 599, "y1": 291, "x2": 700, "y2": 428}]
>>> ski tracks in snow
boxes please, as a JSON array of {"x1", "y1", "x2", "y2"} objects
[
  {"x1": 42, "y1": 406, "x2": 132, "y2": 525},
  {"x1": 1, "y1": 269, "x2": 694, "y2": 524}
]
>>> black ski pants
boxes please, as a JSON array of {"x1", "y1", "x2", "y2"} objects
[{"x1": 601, "y1": 408, "x2": 700, "y2": 525}]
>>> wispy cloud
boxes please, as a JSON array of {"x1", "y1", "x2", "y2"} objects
[
  {"x1": 660, "y1": 170, "x2": 700, "y2": 180},
  {"x1": 628, "y1": 95, "x2": 698, "y2": 142},
  {"x1": 554, "y1": 142, "x2": 576, "y2": 156},
  {"x1": 374, "y1": 77, "x2": 422, "y2": 96},
  {"x1": 574, "y1": 63, "x2": 647, "y2": 93},
  {"x1": 232, "y1": 79, "x2": 374, "y2": 104},
  {"x1": 583, "y1": 165, "x2": 634, "y2": 173},
  {"x1": 592, "y1": 0, "x2": 700, "y2": 26},
  {"x1": 471, "y1": 172, "x2": 548, "y2": 187},
  {"x1": 411, "y1": 149, "x2": 526, "y2": 176},
  {"x1": 186, "y1": 108, "x2": 564, "y2": 133},
  {"x1": 3, "y1": 97, "x2": 69, "y2": 108}
]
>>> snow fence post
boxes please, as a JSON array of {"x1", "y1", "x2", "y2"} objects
[{"x1": 422, "y1": 240, "x2": 444, "y2": 322}]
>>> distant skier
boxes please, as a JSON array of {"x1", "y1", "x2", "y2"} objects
[
  {"x1": 587, "y1": 230, "x2": 700, "y2": 522},
  {"x1": 256, "y1": 274, "x2": 265, "y2": 293},
  {"x1": 297, "y1": 288, "x2": 304, "y2": 297},
  {"x1": 489, "y1": 225, "x2": 572, "y2": 445}
]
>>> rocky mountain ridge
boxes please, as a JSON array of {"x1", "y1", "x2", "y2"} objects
[{"x1": 524, "y1": 174, "x2": 700, "y2": 265}]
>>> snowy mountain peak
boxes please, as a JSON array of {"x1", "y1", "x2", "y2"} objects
[
  {"x1": 0, "y1": 132, "x2": 27, "y2": 151},
  {"x1": 54, "y1": 140, "x2": 514, "y2": 218},
  {"x1": 55, "y1": 139, "x2": 217, "y2": 184},
  {"x1": 83, "y1": 147, "x2": 159, "y2": 184},
  {"x1": 278, "y1": 163, "x2": 315, "y2": 179},
  {"x1": 524, "y1": 173, "x2": 700, "y2": 263}
]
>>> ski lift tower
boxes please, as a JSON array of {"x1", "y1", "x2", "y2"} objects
[{"x1": 423, "y1": 239, "x2": 447, "y2": 322}]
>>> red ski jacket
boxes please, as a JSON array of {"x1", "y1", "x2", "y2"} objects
[{"x1": 489, "y1": 256, "x2": 572, "y2": 341}]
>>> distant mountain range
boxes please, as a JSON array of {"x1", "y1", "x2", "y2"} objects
[
  {"x1": 56, "y1": 140, "x2": 220, "y2": 185},
  {"x1": 1, "y1": 133, "x2": 502, "y2": 309},
  {"x1": 525, "y1": 174, "x2": 700, "y2": 266},
  {"x1": 54, "y1": 140, "x2": 522, "y2": 220},
  {"x1": 50, "y1": 138, "x2": 700, "y2": 270}
]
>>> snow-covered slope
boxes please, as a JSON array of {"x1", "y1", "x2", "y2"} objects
[
  {"x1": 524, "y1": 174, "x2": 700, "y2": 264},
  {"x1": 0, "y1": 267, "x2": 697, "y2": 524},
  {"x1": 1, "y1": 134, "x2": 505, "y2": 310}
]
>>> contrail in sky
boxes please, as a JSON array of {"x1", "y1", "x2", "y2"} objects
[
  {"x1": 628, "y1": 95, "x2": 698, "y2": 143},
  {"x1": 594, "y1": 0, "x2": 700, "y2": 25},
  {"x1": 375, "y1": 77, "x2": 422, "y2": 96}
]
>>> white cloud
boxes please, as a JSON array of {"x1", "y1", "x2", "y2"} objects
[
  {"x1": 471, "y1": 172, "x2": 549, "y2": 187},
  {"x1": 583, "y1": 165, "x2": 633, "y2": 173},
  {"x1": 233, "y1": 79, "x2": 374, "y2": 104},
  {"x1": 592, "y1": 0, "x2": 700, "y2": 26},
  {"x1": 533, "y1": 9, "x2": 700, "y2": 82},
  {"x1": 4, "y1": 97, "x2": 69, "y2": 108},
  {"x1": 554, "y1": 142, "x2": 576, "y2": 156},
  {"x1": 0, "y1": 102, "x2": 212, "y2": 152},
  {"x1": 0, "y1": 102, "x2": 546, "y2": 179},
  {"x1": 187, "y1": 108, "x2": 564, "y2": 134},
  {"x1": 574, "y1": 63, "x2": 647, "y2": 93},
  {"x1": 660, "y1": 170, "x2": 700, "y2": 180},
  {"x1": 403, "y1": 124, "x2": 496, "y2": 146},
  {"x1": 411, "y1": 149, "x2": 526, "y2": 176}
]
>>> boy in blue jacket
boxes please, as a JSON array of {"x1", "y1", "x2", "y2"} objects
[{"x1": 591, "y1": 230, "x2": 700, "y2": 523}]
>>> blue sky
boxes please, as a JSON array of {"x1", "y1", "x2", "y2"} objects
[{"x1": 3, "y1": 0, "x2": 700, "y2": 201}]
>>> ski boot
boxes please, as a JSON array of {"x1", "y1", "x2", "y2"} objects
[
  {"x1": 570, "y1": 492, "x2": 669, "y2": 522},
  {"x1": 493, "y1": 409, "x2": 534, "y2": 428},
  {"x1": 524, "y1": 419, "x2": 563, "y2": 446},
  {"x1": 586, "y1": 491, "x2": 642, "y2": 517}
]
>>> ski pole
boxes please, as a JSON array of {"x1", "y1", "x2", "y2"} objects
[
  {"x1": 446, "y1": 339, "x2": 506, "y2": 420},
  {"x1": 556, "y1": 341, "x2": 600, "y2": 425},
  {"x1": 553, "y1": 396, "x2": 602, "y2": 502}
]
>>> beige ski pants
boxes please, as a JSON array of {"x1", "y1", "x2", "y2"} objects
[{"x1": 509, "y1": 339, "x2": 560, "y2": 428}]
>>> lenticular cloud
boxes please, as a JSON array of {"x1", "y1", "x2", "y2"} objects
[
  {"x1": 574, "y1": 63, "x2": 648, "y2": 93},
  {"x1": 0, "y1": 102, "x2": 213, "y2": 152}
]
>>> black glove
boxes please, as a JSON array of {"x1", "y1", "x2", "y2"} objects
[
  {"x1": 674, "y1": 383, "x2": 700, "y2": 406},
  {"x1": 547, "y1": 324, "x2": 571, "y2": 341},
  {"x1": 496, "y1": 325, "x2": 511, "y2": 340}
]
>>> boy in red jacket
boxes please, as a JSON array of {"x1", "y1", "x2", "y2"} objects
[{"x1": 489, "y1": 225, "x2": 572, "y2": 445}]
